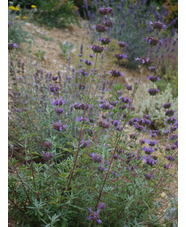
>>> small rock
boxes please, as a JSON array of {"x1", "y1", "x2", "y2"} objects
[
  {"x1": 161, "y1": 192, "x2": 167, "y2": 198},
  {"x1": 25, "y1": 23, "x2": 31, "y2": 26}
]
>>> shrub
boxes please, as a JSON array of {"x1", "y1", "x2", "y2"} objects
[
  {"x1": 8, "y1": 5, "x2": 178, "y2": 227},
  {"x1": 8, "y1": 5, "x2": 30, "y2": 45},
  {"x1": 33, "y1": 0, "x2": 80, "y2": 28},
  {"x1": 134, "y1": 83, "x2": 178, "y2": 130},
  {"x1": 85, "y1": 0, "x2": 176, "y2": 69},
  {"x1": 150, "y1": 36, "x2": 178, "y2": 97}
]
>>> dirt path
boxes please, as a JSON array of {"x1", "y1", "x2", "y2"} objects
[
  {"x1": 16, "y1": 19, "x2": 148, "y2": 85},
  {"x1": 16, "y1": 20, "x2": 87, "y2": 74}
]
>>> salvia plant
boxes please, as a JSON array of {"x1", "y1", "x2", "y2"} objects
[
  {"x1": 8, "y1": 5, "x2": 178, "y2": 227},
  {"x1": 85, "y1": 0, "x2": 177, "y2": 69},
  {"x1": 134, "y1": 82, "x2": 178, "y2": 130}
]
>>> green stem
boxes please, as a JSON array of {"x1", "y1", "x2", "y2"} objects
[{"x1": 66, "y1": 53, "x2": 98, "y2": 191}]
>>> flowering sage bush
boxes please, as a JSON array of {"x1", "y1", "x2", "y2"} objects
[
  {"x1": 8, "y1": 6, "x2": 178, "y2": 227},
  {"x1": 86, "y1": 0, "x2": 177, "y2": 69}
]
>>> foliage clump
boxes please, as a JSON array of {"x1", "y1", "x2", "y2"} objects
[
  {"x1": 8, "y1": 4, "x2": 178, "y2": 227},
  {"x1": 134, "y1": 83, "x2": 178, "y2": 130}
]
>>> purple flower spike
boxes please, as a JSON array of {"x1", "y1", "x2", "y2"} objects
[
  {"x1": 147, "y1": 75, "x2": 160, "y2": 82},
  {"x1": 110, "y1": 69, "x2": 123, "y2": 77},
  {"x1": 80, "y1": 138, "x2": 90, "y2": 148},
  {"x1": 55, "y1": 108, "x2": 63, "y2": 115},
  {"x1": 133, "y1": 123, "x2": 145, "y2": 132},
  {"x1": 150, "y1": 21, "x2": 167, "y2": 31},
  {"x1": 143, "y1": 155, "x2": 157, "y2": 166},
  {"x1": 119, "y1": 96, "x2": 132, "y2": 104},
  {"x1": 124, "y1": 84, "x2": 133, "y2": 90},
  {"x1": 52, "y1": 76, "x2": 58, "y2": 81},
  {"x1": 98, "y1": 120, "x2": 110, "y2": 128},
  {"x1": 92, "y1": 45, "x2": 104, "y2": 53},
  {"x1": 76, "y1": 116, "x2": 83, "y2": 122},
  {"x1": 148, "y1": 88, "x2": 160, "y2": 96},
  {"x1": 112, "y1": 120, "x2": 121, "y2": 127},
  {"x1": 170, "y1": 134, "x2": 178, "y2": 140},
  {"x1": 43, "y1": 141, "x2": 52, "y2": 149},
  {"x1": 163, "y1": 103, "x2": 172, "y2": 109},
  {"x1": 144, "y1": 36, "x2": 160, "y2": 46},
  {"x1": 98, "y1": 165, "x2": 104, "y2": 173},
  {"x1": 135, "y1": 56, "x2": 153, "y2": 65},
  {"x1": 117, "y1": 41, "x2": 127, "y2": 48},
  {"x1": 148, "y1": 66, "x2": 157, "y2": 72},
  {"x1": 143, "y1": 146, "x2": 154, "y2": 154},
  {"x1": 8, "y1": 42, "x2": 18, "y2": 50},
  {"x1": 98, "y1": 202, "x2": 105, "y2": 210},
  {"x1": 99, "y1": 102, "x2": 113, "y2": 110},
  {"x1": 114, "y1": 53, "x2": 128, "y2": 61},
  {"x1": 98, "y1": 7, "x2": 112, "y2": 15},
  {"x1": 144, "y1": 174, "x2": 154, "y2": 180},
  {"x1": 88, "y1": 207, "x2": 102, "y2": 224},
  {"x1": 149, "y1": 130, "x2": 158, "y2": 138},
  {"x1": 112, "y1": 171, "x2": 116, "y2": 176},
  {"x1": 117, "y1": 126, "x2": 122, "y2": 131},
  {"x1": 174, "y1": 140, "x2": 178, "y2": 148},
  {"x1": 102, "y1": 20, "x2": 114, "y2": 28},
  {"x1": 98, "y1": 7, "x2": 108, "y2": 15},
  {"x1": 165, "y1": 109, "x2": 175, "y2": 117},
  {"x1": 8, "y1": 21, "x2": 12, "y2": 27},
  {"x1": 164, "y1": 129, "x2": 169, "y2": 135},
  {"x1": 52, "y1": 121, "x2": 67, "y2": 131},
  {"x1": 146, "y1": 139, "x2": 157, "y2": 147},
  {"x1": 74, "y1": 103, "x2": 92, "y2": 111},
  {"x1": 42, "y1": 151, "x2": 55, "y2": 161},
  {"x1": 164, "y1": 164, "x2": 171, "y2": 170},
  {"x1": 52, "y1": 97, "x2": 65, "y2": 106},
  {"x1": 82, "y1": 59, "x2": 93, "y2": 66},
  {"x1": 163, "y1": 24, "x2": 167, "y2": 30},
  {"x1": 167, "y1": 155, "x2": 173, "y2": 161},
  {"x1": 98, "y1": 162, "x2": 108, "y2": 172},
  {"x1": 100, "y1": 37, "x2": 111, "y2": 45},
  {"x1": 91, "y1": 153, "x2": 102, "y2": 163},
  {"x1": 166, "y1": 116, "x2": 176, "y2": 124},
  {"x1": 109, "y1": 101, "x2": 118, "y2": 106},
  {"x1": 13, "y1": 43, "x2": 18, "y2": 48},
  {"x1": 49, "y1": 84, "x2": 60, "y2": 92},
  {"x1": 95, "y1": 24, "x2": 108, "y2": 33},
  {"x1": 143, "y1": 114, "x2": 151, "y2": 119}
]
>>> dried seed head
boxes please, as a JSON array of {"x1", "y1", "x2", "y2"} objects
[
  {"x1": 98, "y1": 7, "x2": 113, "y2": 15},
  {"x1": 95, "y1": 24, "x2": 108, "y2": 33},
  {"x1": 91, "y1": 153, "x2": 102, "y2": 163},
  {"x1": 55, "y1": 108, "x2": 63, "y2": 115},
  {"x1": 102, "y1": 20, "x2": 114, "y2": 27},
  {"x1": 92, "y1": 45, "x2": 104, "y2": 53},
  {"x1": 150, "y1": 21, "x2": 166, "y2": 30},
  {"x1": 98, "y1": 120, "x2": 110, "y2": 128}
]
